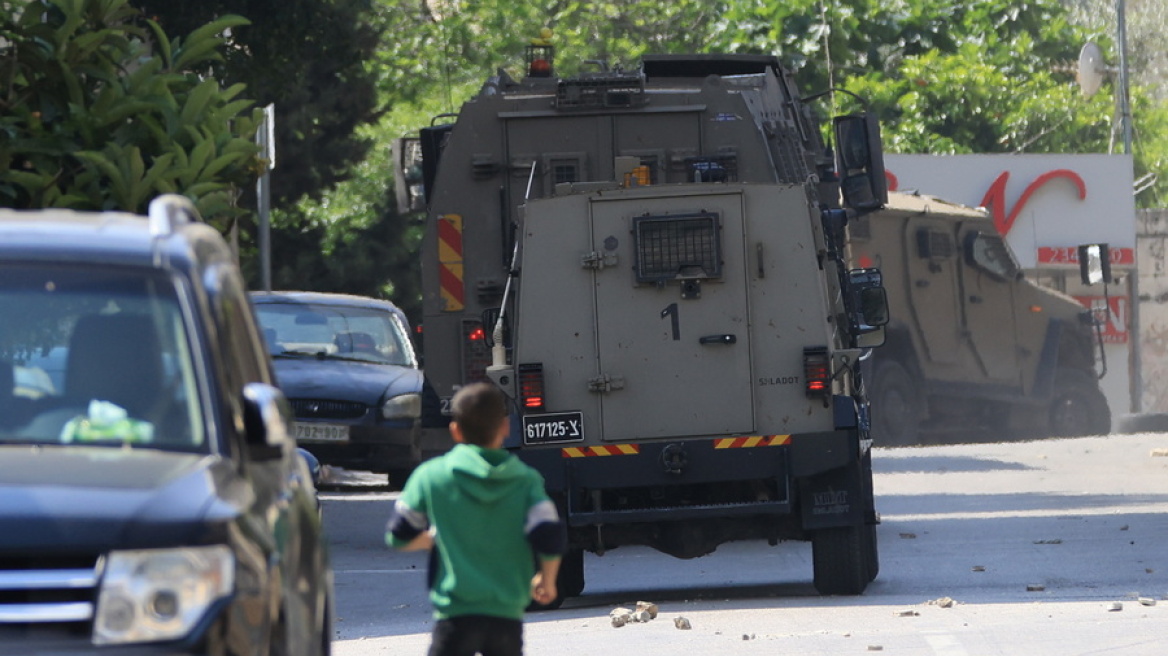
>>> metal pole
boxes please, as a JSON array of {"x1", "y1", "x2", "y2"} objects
[
  {"x1": 258, "y1": 171, "x2": 271, "y2": 292},
  {"x1": 256, "y1": 104, "x2": 276, "y2": 292},
  {"x1": 1117, "y1": 0, "x2": 1141, "y2": 414},
  {"x1": 1117, "y1": 0, "x2": 1133, "y2": 156}
]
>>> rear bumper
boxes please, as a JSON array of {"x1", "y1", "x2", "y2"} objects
[{"x1": 516, "y1": 430, "x2": 862, "y2": 527}]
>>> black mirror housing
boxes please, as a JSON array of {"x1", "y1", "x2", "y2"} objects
[
  {"x1": 1078, "y1": 243, "x2": 1113, "y2": 285},
  {"x1": 242, "y1": 382, "x2": 294, "y2": 461},
  {"x1": 833, "y1": 113, "x2": 888, "y2": 212},
  {"x1": 848, "y1": 268, "x2": 890, "y2": 344}
]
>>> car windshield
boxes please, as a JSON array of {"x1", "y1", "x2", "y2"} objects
[
  {"x1": 254, "y1": 301, "x2": 417, "y2": 367},
  {"x1": 0, "y1": 264, "x2": 206, "y2": 451}
]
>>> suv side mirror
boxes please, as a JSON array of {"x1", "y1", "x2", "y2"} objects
[
  {"x1": 242, "y1": 382, "x2": 294, "y2": 461},
  {"x1": 848, "y1": 268, "x2": 889, "y2": 348},
  {"x1": 1078, "y1": 243, "x2": 1113, "y2": 285},
  {"x1": 833, "y1": 113, "x2": 888, "y2": 212}
]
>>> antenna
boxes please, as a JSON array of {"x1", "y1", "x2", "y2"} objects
[
  {"x1": 1077, "y1": 41, "x2": 1107, "y2": 98},
  {"x1": 490, "y1": 161, "x2": 537, "y2": 369}
]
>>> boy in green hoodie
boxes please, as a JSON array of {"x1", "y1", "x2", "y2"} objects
[{"x1": 386, "y1": 382, "x2": 565, "y2": 656}]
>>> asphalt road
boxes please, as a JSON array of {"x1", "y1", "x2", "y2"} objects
[{"x1": 323, "y1": 432, "x2": 1168, "y2": 655}]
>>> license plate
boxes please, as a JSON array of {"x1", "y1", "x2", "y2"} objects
[
  {"x1": 522, "y1": 412, "x2": 584, "y2": 445},
  {"x1": 293, "y1": 423, "x2": 350, "y2": 442}
]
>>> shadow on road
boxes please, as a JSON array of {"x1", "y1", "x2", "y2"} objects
[{"x1": 873, "y1": 453, "x2": 1036, "y2": 474}]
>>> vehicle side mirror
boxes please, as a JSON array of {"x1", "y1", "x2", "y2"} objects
[
  {"x1": 480, "y1": 307, "x2": 508, "y2": 348},
  {"x1": 1078, "y1": 243, "x2": 1113, "y2": 285},
  {"x1": 833, "y1": 113, "x2": 888, "y2": 212},
  {"x1": 242, "y1": 382, "x2": 294, "y2": 461},
  {"x1": 848, "y1": 268, "x2": 889, "y2": 348},
  {"x1": 859, "y1": 287, "x2": 890, "y2": 327}
]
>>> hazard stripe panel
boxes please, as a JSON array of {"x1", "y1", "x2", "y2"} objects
[
  {"x1": 561, "y1": 444, "x2": 640, "y2": 458},
  {"x1": 712, "y1": 435, "x2": 791, "y2": 449},
  {"x1": 437, "y1": 214, "x2": 464, "y2": 311}
]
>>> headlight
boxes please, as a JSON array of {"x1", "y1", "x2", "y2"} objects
[
  {"x1": 94, "y1": 546, "x2": 234, "y2": 645},
  {"x1": 381, "y1": 392, "x2": 421, "y2": 419}
]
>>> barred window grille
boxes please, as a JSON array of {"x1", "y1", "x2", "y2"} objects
[
  {"x1": 916, "y1": 229, "x2": 955, "y2": 260},
  {"x1": 633, "y1": 213, "x2": 722, "y2": 283},
  {"x1": 551, "y1": 161, "x2": 579, "y2": 184}
]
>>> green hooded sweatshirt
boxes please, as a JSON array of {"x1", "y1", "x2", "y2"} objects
[{"x1": 386, "y1": 443, "x2": 560, "y2": 620}]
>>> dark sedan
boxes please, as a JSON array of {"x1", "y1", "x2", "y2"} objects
[{"x1": 250, "y1": 292, "x2": 424, "y2": 488}]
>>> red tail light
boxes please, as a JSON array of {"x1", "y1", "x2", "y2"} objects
[
  {"x1": 803, "y1": 347, "x2": 831, "y2": 404},
  {"x1": 462, "y1": 321, "x2": 491, "y2": 383},
  {"x1": 518, "y1": 363, "x2": 545, "y2": 412}
]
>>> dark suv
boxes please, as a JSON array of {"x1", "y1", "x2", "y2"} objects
[{"x1": 0, "y1": 196, "x2": 333, "y2": 654}]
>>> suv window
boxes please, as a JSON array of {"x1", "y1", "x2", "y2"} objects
[
  {"x1": 0, "y1": 263, "x2": 205, "y2": 449},
  {"x1": 255, "y1": 302, "x2": 417, "y2": 367}
]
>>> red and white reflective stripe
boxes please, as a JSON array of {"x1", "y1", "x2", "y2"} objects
[
  {"x1": 438, "y1": 214, "x2": 464, "y2": 311},
  {"x1": 561, "y1": 444, "x2": 639, "y2": 458},
  {"x1": 712, "y1": 435, "x2": 791, "y2": 449}
]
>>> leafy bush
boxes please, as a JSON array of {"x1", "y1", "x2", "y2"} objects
[{"x1": 0, "y1": 0, "x2": 262, "y2": 228}]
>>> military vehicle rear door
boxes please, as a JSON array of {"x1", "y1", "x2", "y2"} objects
[
  {"x1": 589, "y1": 192, "x2": 754, "y2": 441},
  {"x1": 957, "y1": 225, "x2": 1022, "y2": 385}
]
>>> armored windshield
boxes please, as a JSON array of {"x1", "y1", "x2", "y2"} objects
[
  {"x1": 965, "y1": 231, "x2": 1023, "y2": 282},
  {"x1": 0, "y1": 264, "x2": 206, "y2": 450}
]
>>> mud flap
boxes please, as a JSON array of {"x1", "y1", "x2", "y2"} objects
[{"x1": 798, "y1": 459, "x2": 867, "y2": 531}]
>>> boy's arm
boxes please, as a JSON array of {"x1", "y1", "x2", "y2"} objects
[
  {"x1": 399, "y1": 529, "x2": 434, "y2": 552},
  {"x1": 386, "y1": 496, "x2": 431, "y2": 551},
  {"x1": 531, "y1": 555, "x2": 561, "y2": 605},
  {"x1": 525, "y1": 494, "x2": 567, "y2": 603},
  {"x1": 525, "y1": 498, "x2": 566, "y2": 556}
]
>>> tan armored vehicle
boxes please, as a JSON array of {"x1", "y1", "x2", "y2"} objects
[
  {"x1": 848, "y1": 191, "x2": 1110, "y2": 446},
  {"x1": 400, "y1": 47, "x2": 891, "y2": 604}
]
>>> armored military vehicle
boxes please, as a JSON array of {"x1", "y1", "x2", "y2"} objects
[
  {"x1": 849, "y1": 191, "x2": 1111, "y2": 446},
  {"x1": 400, "y1": 45, "x2": 891, "y2": 604}
]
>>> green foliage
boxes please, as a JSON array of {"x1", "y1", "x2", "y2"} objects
[
  {"x1": 708, "y1": 0, "x2": 1167, "y2": 206},
  {"x1": 377, "y1": 0, "x2": 733, "y2": 109},
  {"x1": 132, "y1": 0, "x2": 385, "y2": 207},
  {"x1": 0, "y1": 0, "x2": 262, "y2": 228}
]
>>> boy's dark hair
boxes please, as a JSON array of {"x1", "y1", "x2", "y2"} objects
[{"x1": 450, "y1": 382, "x2": 508, "y2": 446}]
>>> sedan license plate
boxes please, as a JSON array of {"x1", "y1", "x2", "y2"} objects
[
  {"x1": 522, "y1": 412, "x2": 584, "y2": 445},
  {"x1": 294, "y1": 423, "x2": 350, "y2": 443}
]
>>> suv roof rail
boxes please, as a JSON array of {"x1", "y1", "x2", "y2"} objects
[{"x1": 148, "y1": 194, "x2": 202, "y2": 236}]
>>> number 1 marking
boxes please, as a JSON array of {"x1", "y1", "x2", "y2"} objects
[{"x1": 661, "y1": 303, "x2": 680, "y2": 340}]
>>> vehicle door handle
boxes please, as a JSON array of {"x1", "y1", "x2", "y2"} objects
[
  {"x1": 969, "y1": 295, "x2": 983, "y2": 304},
  {"x1": 700, "y1": 334, "x2": 737, "y2": 345}
]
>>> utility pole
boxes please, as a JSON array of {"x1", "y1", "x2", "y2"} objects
[
  {"x1": 1116, "y1": 0, "x2": 1141, "y2": 413},
  {"x1": 256, "y1": 104, "x2": 276, "y2": 292}
]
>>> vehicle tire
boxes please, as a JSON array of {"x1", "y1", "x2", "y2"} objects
[
  {"x1": 559, "y1": 547, "x2": 586, "y2": 598},
  {"x1": 862, "y1": 523, "x2": 879, "y2": 583},
  {"x1": 1048, "y1": 367, "x2": 1111, "y2": 437},
  {"x1": 528, "y1": 548, "x2": 584, "y2": 611},
  {"x1": 386, "y1": 467, "x2": 414, "y2": 491},
  {"x1": 317, "y1": 594, "x2": 333, "y2": 656},
  {"x1": 812, "y1": 526, "x2": 868, "y2": 595},
  {"x1": 869, "y1": 360, "x2": 922, "y2": 447}
]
